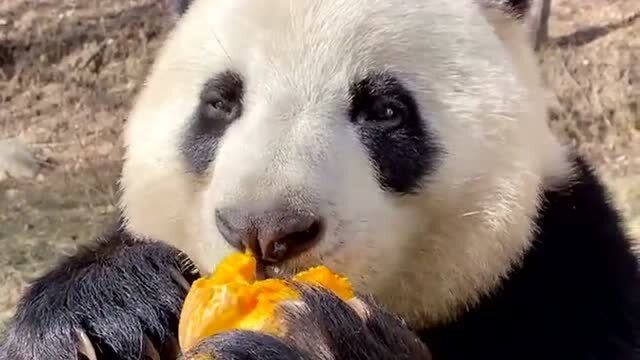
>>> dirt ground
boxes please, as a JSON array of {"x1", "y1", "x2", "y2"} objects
[{"x1": 1, "y1": 0, "x2": 639, "y2": 330}]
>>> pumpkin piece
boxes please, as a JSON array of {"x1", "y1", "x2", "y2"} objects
[
  {"x1": 178, "y1": 252, "x2": 354, "y2": 352},
  {"x1": 209, "y1": 251, "x2": 257, "y2": 284},
  {"x1": 235, "y1": 279, "x2": 299, "y2": 334},
  {"x1": 293, "y1": 265, "x2": 355, "y2": 300},
  {"x1": 179, "y1": 280, "x2": 258, "y2": 350}
]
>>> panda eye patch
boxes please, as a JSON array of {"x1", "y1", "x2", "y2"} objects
[
  {"x1": 348, "y1": 72, "x2": 441, "y2": 194},
  {"x1": 182, "y1": 70, "x2": 244, "y2": 174}
]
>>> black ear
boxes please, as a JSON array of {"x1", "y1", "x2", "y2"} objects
[
  {"x1": 504, "y1": 0, "x2": 530, "y2": 18},
  {"x1": 165, "y1": 0, "x2": 193, "y2": 17},
  {"x1": 482, "y1": 0, "x2": 531, "y2": 19}
]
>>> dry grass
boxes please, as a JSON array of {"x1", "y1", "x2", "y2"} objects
[
  {"x1": 539, "y1": 0, "x2": 640, "y2": 240},
  {"x1": 0, "y1": 0, "x2": 639, "y2": 330},
  {"x1": 541, "y1": 0, "x2": 640, "y2": 177},
  {"x1": 0, "y1": 0, "x2": 170, "y2": 327}
]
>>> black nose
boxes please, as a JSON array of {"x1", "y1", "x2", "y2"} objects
[{"x1": 215, "y1": 207, "x2": 323, "y2": 263}]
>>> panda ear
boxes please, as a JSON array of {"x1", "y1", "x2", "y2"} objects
[
  {"x1": 481, "y1": 0, "x2": 530, "y2": 19},
  {"x1": 165, "y1": 0, "x2": 193, "y2": 17},
  {"x1": 503, "y1": 0, "x2": 530, "y2": 18}
]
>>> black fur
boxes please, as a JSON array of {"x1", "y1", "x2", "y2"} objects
[
  {"x1": 349, "y1": 72, "x2": 441, "y2": 194},
  {"x1": 181, "y1": 70, "x2": 244, "y2": 174},
  {"x1": 184, "y1": 331, "x2": 308, "y2": 360},
  {"x1": 495, "y1": 0, "x2": 530, "y2": 19},
  {"x1": 0, "y1": 222, "x2": 199, "y2": 360},
  {"x1": 506, "y1": 0, "x2": 530, "y2": 14},
  {"x1": 420, "y1": 155, "x2": 640, "y2": 359}
]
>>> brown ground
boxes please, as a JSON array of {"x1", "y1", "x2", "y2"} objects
[{"x1": 1, "y1": 0, "x2": 639, "y2": 330}]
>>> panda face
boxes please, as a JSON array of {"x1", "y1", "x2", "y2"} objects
[{"x1": 121, "y1": 0, "x2": 569, "y2": 325}]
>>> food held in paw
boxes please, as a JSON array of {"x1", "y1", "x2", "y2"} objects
[
  {"x1": 292, "y1": 265, "x2": 354, "y2": 300},
  {"x1": 178, "y1": 251, "x2": 354, "y2": 351}
]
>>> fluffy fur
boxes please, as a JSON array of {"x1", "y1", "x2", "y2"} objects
[
  {"x1": 121, "y1": 0, "x2": 569, "y2": 327},
  {"x1": 0, "y1": 223, "x2": 195, "y2": 359},
  {"x1": 1, "y1": 0, "x2": 639, "y2": 359},
  {"x1": 420, "y1": 156, "x2": 640, "y2": 359}
]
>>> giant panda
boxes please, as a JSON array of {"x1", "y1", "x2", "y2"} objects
[{"x1": 2, "y1": 0, "x2": 640, "y2": 359}]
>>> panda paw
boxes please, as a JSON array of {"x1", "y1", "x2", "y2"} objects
[
  {"x1": 182, "y1": 284, "x2": 432, "y2": 360},
  {"x1": 0, "y1": 230, "x2": 198, "y2": 360}
]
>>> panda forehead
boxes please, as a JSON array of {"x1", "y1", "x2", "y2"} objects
[
  {"x1": 170, "y1": 0, "x2": 491, "y2": 88},
  {"x1": 200, "y1": 10, "x2": 397, "y2": 86},
  {"x1": 137, "y1": 0, "x2": 520, "y2": 136}
]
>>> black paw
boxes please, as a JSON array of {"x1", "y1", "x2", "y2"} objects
[
  {"x1": 0, "y1": 229, "x2": 199, "y2": 360},
  {"x1": 182, "y1": 284, "x2": 432, "y2": 360}
]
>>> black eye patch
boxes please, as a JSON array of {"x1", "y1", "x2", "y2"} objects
[
  {"x1": 181, "y1": 70, "x2": 244, "y2": 174},
  {"x1": 349, "y1": 72, "x2": 441, "y2": 194}
]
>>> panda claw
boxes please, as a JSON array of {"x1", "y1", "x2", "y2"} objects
[
  {"x1": 165, "y1": 335, "x2": 181, "y2": 356},
  {"x1": 76, "y1": 329, "x2": 98, "y2": 360},
  {"x1": 143, "y1": 336, "x2": 161, "y2": 360},
  {"x1": 169, "y1": 267, "x2": 191, "y2": 292}
]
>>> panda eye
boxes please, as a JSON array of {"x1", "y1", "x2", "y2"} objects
[
  {"x1": 196, "y1": 71, "x2": 244, "y2": 128},
  {"x1": 360, "y1": 98, "x2": 407, "y2": 128},
  {"x1": 205, "y1": 98, "x2": 228, "y2": 114},
  {"x1": 211, "y1": 100, "x2": 226, "y2": 111},
  {"x1": 201, "y1": 95, "x2": 237, "y2": 122}
]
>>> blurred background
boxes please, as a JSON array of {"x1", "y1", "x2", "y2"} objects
[{"x1": 0, "y1": 0, "x2": 639, "y2": 330}]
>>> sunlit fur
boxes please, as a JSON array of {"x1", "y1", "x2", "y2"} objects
[{"x1": 120, "y1": 0, "x2": 570, "y2": 327}]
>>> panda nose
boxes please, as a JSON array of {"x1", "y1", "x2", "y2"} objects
[{"x1": 215, "y1": 207, "x2": 323, "y2": 263}]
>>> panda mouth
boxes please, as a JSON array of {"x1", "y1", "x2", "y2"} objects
[{"x1": 259, "y1": 262, "x2": 296, "y2": 280}]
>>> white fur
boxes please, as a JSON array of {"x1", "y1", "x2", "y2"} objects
[{"x1": 120, "y1": 0, "x2": 571, "y2": 327}]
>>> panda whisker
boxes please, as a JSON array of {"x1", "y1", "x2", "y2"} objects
[
  {"x1": 212, "y1": 30, "x2": 234, "y2": 68},
  {"x1": 461, "y1": 211, "x2": 481, "y2": 217}
]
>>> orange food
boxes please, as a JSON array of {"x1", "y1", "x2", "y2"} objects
[{"x1": 178, "y1": 252, "x2": 354, "y2": 352}]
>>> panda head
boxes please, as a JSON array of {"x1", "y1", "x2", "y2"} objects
[{"x1": 120, "y1": 0, "x2": 570, "y2": 327}]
